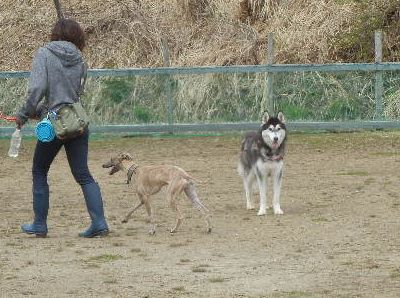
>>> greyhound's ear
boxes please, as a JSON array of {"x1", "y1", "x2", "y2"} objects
[
  {"x1": 120, "y1": 153, "x2": 133, "y2": 161},
  {"x1": 277, "y1": 112, "x2": 286, "y2": 124},
  {"x1": 261, "y1": 111, "x2": 270, "y2": 124}
]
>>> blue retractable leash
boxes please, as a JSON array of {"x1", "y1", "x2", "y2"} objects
[{"x1": 35, "y1": 112, "x2": 56, "y2": 142}]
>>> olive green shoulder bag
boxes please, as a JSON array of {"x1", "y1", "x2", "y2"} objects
[{"x1": 49, "y1": 63, "x2": 89, "y2": 140}]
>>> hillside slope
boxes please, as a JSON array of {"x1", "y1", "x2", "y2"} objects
[{"x1": 0, "y1": 0, "x2": 399, "y2": 71}]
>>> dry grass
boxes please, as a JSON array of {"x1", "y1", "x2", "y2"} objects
[
  {"x1": 2, "y1": 1, "x2": 399, "y2": 121},
  {"x1": 0, "y1": 0, "x2": 396, "y2": 71},
  {"x1": 267, "y1": 0, "x2": 359, "y2": 63}
]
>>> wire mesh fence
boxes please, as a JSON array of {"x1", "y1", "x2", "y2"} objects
[{"x1": 1, "y1": 63, "x2": 400, "y2": 135}]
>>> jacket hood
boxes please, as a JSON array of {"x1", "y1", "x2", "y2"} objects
[{"x1": 45, "y1": 41, "x2": 83, "y2": 67}]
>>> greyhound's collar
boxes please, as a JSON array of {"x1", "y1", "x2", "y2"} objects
[{"x1": 127, "y1": 164, "x2": 138, "y2": 184}]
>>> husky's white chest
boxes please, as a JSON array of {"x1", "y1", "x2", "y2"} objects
[{"x1": 256, "y1": 148, "x2": 283, "y2": 173}]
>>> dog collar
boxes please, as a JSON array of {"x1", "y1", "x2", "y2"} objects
[
  {"x1": 126, "y1": 164, "x2": 138, "y2": 184},
  {"x1": 267, "y1": 155, "x2": 284, "y2": 161}
]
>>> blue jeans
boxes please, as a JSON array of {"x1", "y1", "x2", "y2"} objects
[
  {"x1": 25, "y1": 130, "x2": 108, "y2": 237},
  {"x1": 32, "y1": 130, "x2": 95, "y2": 192}
]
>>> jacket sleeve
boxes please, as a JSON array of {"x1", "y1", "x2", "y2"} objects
[{"x1": 17, "y1": 48, "x2": 48, "y2": 124}]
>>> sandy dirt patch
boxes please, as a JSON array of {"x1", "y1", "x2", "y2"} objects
[{"x1": 1, "y1": 131, "x2": 400, "y2": 297}]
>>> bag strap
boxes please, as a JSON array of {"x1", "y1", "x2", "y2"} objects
[
  {"x1": 79, "y1": 62, "x2": 87, "y2": 96},
  {"x1": 77, "y1": 62, "x2": 87, "y2": 100}
]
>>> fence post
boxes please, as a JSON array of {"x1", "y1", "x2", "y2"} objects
[
  {"x1": 374, "y1": 30, "x2": 383, "y2": 119},
  {"x1": 160, "y1": 37, "x2": 174, "y2": 133},
  {"x1": 263, "y1": 32, "x2": 275, "y2": 115}
]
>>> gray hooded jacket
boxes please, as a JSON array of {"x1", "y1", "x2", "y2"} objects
[{"x1": 17, "y1": 41, "x2": 86, "y2": 125}]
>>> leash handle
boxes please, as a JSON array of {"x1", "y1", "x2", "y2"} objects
[{"x1": 0, "y1": 111, "x2": 16, "y2": 122}]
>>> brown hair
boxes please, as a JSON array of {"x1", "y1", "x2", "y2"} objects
[{"x1": 50, "y1": 19, "x2": 86, "y2": 51}]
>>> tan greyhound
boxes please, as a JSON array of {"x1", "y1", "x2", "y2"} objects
[{"x1": 102, "y1": 153, "x2": 212, "y2": 235}]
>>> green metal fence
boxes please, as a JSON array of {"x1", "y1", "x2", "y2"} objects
[{"x1": 1, "y1": 62, "x2": 400, "y2": 136}]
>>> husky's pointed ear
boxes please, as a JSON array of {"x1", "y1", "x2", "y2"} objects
[
  {"x1": 261, "y1": 111, "x2": 270, "y2": 124},
  {"x1": 277, "y1": 112, "x2": 286, "y2": 124}
]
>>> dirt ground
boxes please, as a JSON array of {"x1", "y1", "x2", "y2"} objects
[{"x1": 1, "y1": 131, "x2": 400, "y2": 298}]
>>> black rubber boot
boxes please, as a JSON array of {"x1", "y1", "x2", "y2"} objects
[
  {"x1": 79, "y1": 182, "x2": 109, "y2": 238},
  {"x1": 21, "y1": 189, "x2": 49, "y2": 237}
]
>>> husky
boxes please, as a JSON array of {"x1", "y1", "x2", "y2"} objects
[{"x1": 237, "y1": 111, "x2": 287, "y2": 216}]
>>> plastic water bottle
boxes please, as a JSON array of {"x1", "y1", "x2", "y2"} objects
[{"x1": 8, "y1": 128, "x2": 22, "y2": 158}]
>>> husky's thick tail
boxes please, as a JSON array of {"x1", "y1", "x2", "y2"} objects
[{"x1": 238, "y1": 132, "x2": 258, "y2": 176}]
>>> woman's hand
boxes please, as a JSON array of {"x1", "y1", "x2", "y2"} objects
[{"x1": 15, "y1": 116, "x2": 24, "y2": 129}]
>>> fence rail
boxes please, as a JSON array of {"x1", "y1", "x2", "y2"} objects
[
  {"x1": 1, "y1": 120, "x2": 399, "y2": 137},
  {"x1": 2, "y1": 62, "x2": 400, "y2": 79}
]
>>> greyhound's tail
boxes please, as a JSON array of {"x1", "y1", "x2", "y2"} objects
[
  {"x1": 179, "y1": 170, "x2": 207, "y2": 185},
  {"x1": 184, "y1": 171, "x2": 212, "y2": 185},
  {"x1": 184, "y1": 181, "x2": 212, "y2": 233},
  {"x1": 184, "y1": 181, "x2": 209, "y2": 212}
]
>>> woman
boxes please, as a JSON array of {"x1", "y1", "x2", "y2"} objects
[{"x1": 16, "y1": 18, "x2": 109, "y2": 238}]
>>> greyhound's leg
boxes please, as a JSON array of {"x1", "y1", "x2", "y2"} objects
[
  {"x1": 169, "y1": 199, "x2": 184, "y2": 234},
  {"x1": 184, "y1": 181, "x2": 212, "y2": 233},
  {"x1": 143, "y1": 198, "x2": 156, "y2": 235},
  {"x1": 121, "y1": 200, "x2": 144, "y2": 223},
  {"x1": 168, "y1": 180, "x2": 186, "y2": 234}
]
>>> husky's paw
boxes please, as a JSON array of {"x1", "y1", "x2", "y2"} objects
[
  {"x1": 257, "y1": 209, "x2": 267, "y2": 216},
  {"x1": 274, "y1": 207, "x2": 284, "y2": 215},
  {"x1": 246, "y1": 203, "x2": 255, "y2": 210}
]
